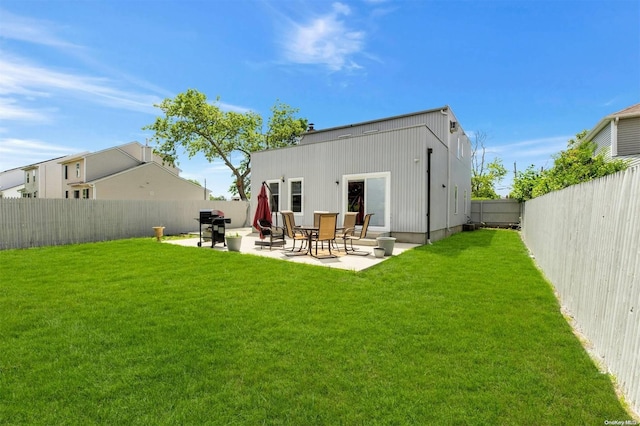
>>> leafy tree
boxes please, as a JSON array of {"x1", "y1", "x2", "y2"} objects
[
  {"x1": 510, "y1": 130, "x2": 628, "y2": 201},
  {"x1": 471, "y1": 130, "x2": 507, "y2": 199},
  {"x1": 509, "y1": 165, "x2": 543, "y2": 202},
  {"x1": 144, "y1": 89, "x2": 307, "y2": 200}
]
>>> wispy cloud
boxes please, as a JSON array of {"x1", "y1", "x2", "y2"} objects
[
  {"x1": 0, "y1": 53, "x2": 163, "y2": 120},
  {"x1": 281, "y1": 2, "x2": 366, "y2": 71},
  {"x1": 0, "y1": 8, "x2": 253, "y2": 122},
  {"x1": 0, "y1": 8, "x2": 83, "y2": 50},
  {"x1": 0, "y1": 8, "x2": 163, "y2": 122},
  {"x1": 494, "y1": 136, "x2": 570, "y2": 159},
  {"x1": 0, "y1": 137, "x2": 79, "y2": 171},
  {"x1": 0, "y1": 97, "x2": 53, "y2": 123}
]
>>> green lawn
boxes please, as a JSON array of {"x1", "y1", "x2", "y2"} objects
[{"x1": 0, "y1": 230, "x2": 633, "y2": 424}]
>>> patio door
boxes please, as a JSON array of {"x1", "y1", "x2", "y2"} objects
[{"x1": 343, "y1": 172, "x2": 389, "y2": 230}]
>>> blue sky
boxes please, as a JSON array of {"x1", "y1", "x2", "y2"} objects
[{"x1": 1, "y1": 0, "x2": 638, "y2": 197}]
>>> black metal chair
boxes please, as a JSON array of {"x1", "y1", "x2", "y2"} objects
[{"x1": 255, "y1": 219, "x2": 285, "y2": 250}]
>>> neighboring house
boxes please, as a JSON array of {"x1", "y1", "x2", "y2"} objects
[
  {"x1": 0, "y1": 167, "x2": 25, "y2": 198},
  {"x1": 251, "y1": 106, "x2": 472, "y2": 244},
  {"x1": 21, "y1": 154, "x2": 86, "y2": 198},
  {"x1": 585, "y1": 103, "x2": 640, "y2": 168},
  {"x1": 59, "y1": 141, "x2": 208, "y2": 200}
]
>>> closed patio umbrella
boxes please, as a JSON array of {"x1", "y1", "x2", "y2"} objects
[{"x1": 252, "y1": 183, "x2": 272, "y2": 239}]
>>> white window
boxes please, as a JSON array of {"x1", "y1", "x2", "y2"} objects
[
  {"x1": 454, "y1": 185, "x2": 459, "y2": 215},
  {"x1": 82, "y1": 188, "x2": 90, "y2": 199},
  {"x1": 76, "y1": 163, "x2": 80, "y2": 178},
  {"x1": 267, "y1": 180, "x2": 281, "y2": 214},
  {"x1": 343, "y1": 172, "x2": 390, "y2": 231},
  {"x1": 289, "y1": 178, "x2": 303, "y2": 214},
  {"x1": 464, "y1": 189, "x2": 468, "y2": 215}
]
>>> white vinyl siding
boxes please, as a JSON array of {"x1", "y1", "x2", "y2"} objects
[{"x1": 617, "y1": 117, "x2": 640, "y2": 156}]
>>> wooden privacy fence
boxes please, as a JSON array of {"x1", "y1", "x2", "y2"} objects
[
  {"x1": 521, "y1": 166, "x2": 640, "y2": 416},
  {"x1": 0, "y1": 199, "x2": 250, "y2": 250}
]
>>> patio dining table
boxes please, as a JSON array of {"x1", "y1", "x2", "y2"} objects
[
  {"x1": 294, "y1": 225, "x2": 318, "y2": 255},
  {"x1": 294, "y1": 223, "x2": 345, "y2": 255}
]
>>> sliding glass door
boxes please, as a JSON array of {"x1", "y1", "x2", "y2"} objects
[{"x1": 344, "y1": 172, "x2": 389, "y2": 230}]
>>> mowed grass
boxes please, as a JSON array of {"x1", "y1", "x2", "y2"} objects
[{"x1": 0, "y1": 230, "x2": 633, "y2": 424}]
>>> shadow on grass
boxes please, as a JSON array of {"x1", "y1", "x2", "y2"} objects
[{"x1": 414, "y1": 228, "x2": 499, "y2": 259}]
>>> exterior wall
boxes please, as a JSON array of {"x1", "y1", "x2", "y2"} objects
[
  {"x1": 446, "y1": 110, "x2": 473, "y2": 225},
  {"x1": 118, "y1": 142, "x2": 180, "y2": 174},
  {"x1": 617, "y1": 117, "x2": 640, "y2": 168},
  {"x1": 40, "y1": 159, "x2": 66, "y2": 198},
  {"x1": 592, "y1": 121, "x2": 612, "y2": 155},
  {"x1": 252, "y1": 125, "x2": 456, "y2": 243},
  {"x1": 0, "y1": 184, "x2": 23, "y2": 198},
  {"x1": 62, "y1": 158, "x2": 85, "y2": 186},
  {"x1": 92, "y1": 163, "x2": 206, "y2": 200},
  {"x1": 22, "y1": 157, "x2": 73, "y2": 199},
  {"x1": 587, "y1": 112, "x2": 640, "y2": 169},
  {"x1": 84, "y1": 149, "x2": 139, "y2": 181},
  {"x1": 0, "y1": 169, "x2": 24, "y2": 197},
  {"x1": 301, "y1": 107, "x2": 450, "y2": 146},
  {"x1": 521, "y1": 167, "x2": 640, "y2": 416},
  {"x1": 23, "y1": 167, "x2": 37, "y2": 197}
]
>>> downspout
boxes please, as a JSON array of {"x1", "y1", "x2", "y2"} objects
[{"x1": 427, "y1": 148, "x2": 433, "y2": 244}]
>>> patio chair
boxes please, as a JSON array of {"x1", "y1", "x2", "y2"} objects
[
  {"x1": 281, "y1": 210, "x2": 307, "y2": 252},
  {"x1": 255, "y1": 219, "x2": 285, "y2": 250},
  {"x1": 342, "y1": 213, "x2": 374, "y2": 255},
  {"x1": 334, "y1": 212, "x2": 357, "y2": 251},
  {"x1": 312, "y1": 213, "x2": 339, "y2": 258},
  {"x1": 313, "y1": 210, "x2": 328, "y2": 248}
]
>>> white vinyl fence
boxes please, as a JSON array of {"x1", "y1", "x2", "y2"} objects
[
  {"x1": 0, "y1": 199, "x2": 250, "y2": 250},
  {"x1": 521, "y1": 167, "x2": 640, "y2": 416},
  {"x1": 470, "y1": 199, "x2": 522, "y2": 227}
]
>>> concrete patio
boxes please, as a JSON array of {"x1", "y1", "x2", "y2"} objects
[{"x1": 163, "y1": 227, "x2": 421, "y2": 271}]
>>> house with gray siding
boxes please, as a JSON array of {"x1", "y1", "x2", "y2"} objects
[
  {"x1": 586, "y1": 103, "x2": 640, "y2": 169},
  {"x1": 251, "y1": 106, "x2": 472, "y2": 244},
  {"x1": 59, "y1": 141, "x2": 208, "y2": 201}
]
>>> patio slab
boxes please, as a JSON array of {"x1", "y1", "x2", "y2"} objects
[{"x1": 163, "y1": 228, "x2": 420, "y2": 271}]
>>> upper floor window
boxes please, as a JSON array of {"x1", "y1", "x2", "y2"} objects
[
  {"x1": 64, "y1": 165, "x2": 68, "y2": 180},
  {"x1": 26, "y1": 172, "x2": 29, "y2": 183},
  {"x1": 76, "y1": 163, "x2": 80, "y2": 178}
]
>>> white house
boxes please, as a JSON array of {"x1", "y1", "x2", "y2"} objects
[
  {"x1": 585, "y1": 103, "x2": 640, "y2": 169},
  {"x1": 251, "y1": 106, "x2": 472, "y2": 244}
]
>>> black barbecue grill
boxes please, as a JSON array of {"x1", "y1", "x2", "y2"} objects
[{"x1": 197, "y1": 209, "x2": 231, "y2": 247}]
